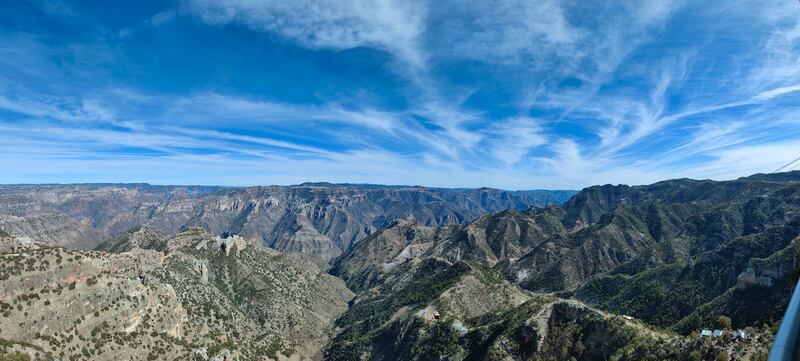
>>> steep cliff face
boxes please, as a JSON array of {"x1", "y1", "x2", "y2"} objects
[
  {"x1": 0, "y1": 229, "x2": 353, "y2": 360},
  {"x1": 0, "y1": 184, "x2": 575, "y2": 261},
  {"x1": 0, "y1": 184, "x2": 216, "y2": 249},
  {"x1": 155, "y1": 186, "x2": 573, "y2": 262},
  {"x1": 0, "y1": 213, "x2": 104, "y2": 249}
]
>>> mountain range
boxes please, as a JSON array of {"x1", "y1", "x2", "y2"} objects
[
  {"x1": 0, "y1": 184, "x2": 574, "y2": 262},
  {"x1": 327, "y1": 171, "x2": 799, "y2": 359},
  {"x1": 2, "y1": 172, "x2": 798, "y2": 360}
]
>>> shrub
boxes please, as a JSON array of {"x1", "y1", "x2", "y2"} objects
[
  {"x1": 715, "y1": 315, "x2": 732, "y2": 330},
  {"x1": 0, "y1": 351, "x2": 31, "y2": 361}
]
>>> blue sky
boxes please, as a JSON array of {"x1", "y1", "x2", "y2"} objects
[{"x1": 1, "y1": 0, "x2": 799, "y2": 189}]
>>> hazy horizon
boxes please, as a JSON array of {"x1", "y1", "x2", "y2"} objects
[
  {"x1": 0, "y1": 180, "x2": 579, "y2": 191},
  {"x1": 1, "y1": 168, "x2": 797, "y2": 191}
]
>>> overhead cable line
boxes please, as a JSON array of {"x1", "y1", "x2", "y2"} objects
[{"x1": 773, "y1": 155, "x2": 800, "y2": 173}]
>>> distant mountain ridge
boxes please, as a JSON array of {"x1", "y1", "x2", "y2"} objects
[{"x1": 0, "y1": 183, "x2": 575, "y2": 261}]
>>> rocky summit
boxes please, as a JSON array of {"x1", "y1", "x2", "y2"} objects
[{"x1": 2, "y1": 172, "x2": 800, "y2": 360}]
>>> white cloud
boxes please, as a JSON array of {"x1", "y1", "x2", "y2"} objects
[
  {"x1": 754, "y1": 84, "x2": 800, "y2": 101},
  {"x1": 149, "y1": 10, "x2": 176, "y2": 26},
  {"x1": 481, "y1": 117, "x2": 545, "y2": 166},
  {"x1": 727, "y1": 0, "x2": 800, "y2": 90},
  {"x1": 184, "y1": 0, "x2": 427, "y2": 66},
  {"x1": 429, "y1": 0, "x2": 579, "y2": 65}
]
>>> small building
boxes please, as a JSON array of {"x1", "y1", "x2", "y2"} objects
[
  {"x1": 622, "y1": 315, "x2": 634, "y2": 320},
  {"x1": 433, "y1": 311, "x2": 441, "y2": 320},
  {"x1": 735, "y1": 330, "x2": 750, "y2": 339},
  {"x1": 712, "y1": 329, "x2": 723, "y2": 338},
  {"x1": 701, "y1": 329, "x2": 712, "y2": 337}
]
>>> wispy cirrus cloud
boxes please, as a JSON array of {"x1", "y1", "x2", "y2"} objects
[
  {"x1": 183, "y1": 0, "x2": 428, "y2": 67},
  {"x1": 1, "y1": 0, "x2": 799, "y2": 189},
  {"x1": 426, "y1": 0, "x2": 580, "y2": 66}
]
